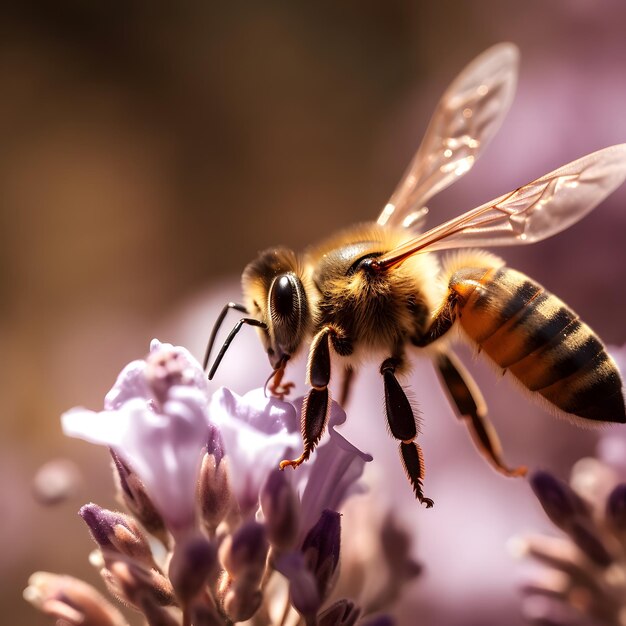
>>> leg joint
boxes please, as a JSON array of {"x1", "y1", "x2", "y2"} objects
[{"x1": 380, "y1": 356, "x2": 402, "y2": 375}]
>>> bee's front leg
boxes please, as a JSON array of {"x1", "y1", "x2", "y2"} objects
[
  {"x1": 338, "y1": 364, "x2": 357, "y2": 408},
  {"x1": 279, "y1": 327, "x2": 338, "y2": 471},
  {"x1": 381, "y1": 356, "x2": 434, "y2": 508}
]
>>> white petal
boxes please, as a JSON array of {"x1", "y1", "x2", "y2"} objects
[
  {"x1": 212, "y1": 387, "x2": 298, "y2": 434},
  {"x1": 209, "y1": 387, "x2": 301, "y2": 512},
  {"x1": 61, "y1": 407, "x2": 126, "y2": 448},
  {"x1": 104, "y1": 360, "x2": 151, "y2": 410}
]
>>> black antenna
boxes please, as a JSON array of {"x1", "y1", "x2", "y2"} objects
[
  {"x1": 207, "y1": 318, "x2": 267, "y2": 380},
  {"x1": 204, "y1": 302, "x2": 268, "y2": 380},
  {"x1": 203, "y1": 302, "x2": 248, "y2": 370}
]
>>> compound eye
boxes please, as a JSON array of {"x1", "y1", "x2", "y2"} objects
[{"x1": 270, "y1": 274, "x2": 296, "y2": 319}]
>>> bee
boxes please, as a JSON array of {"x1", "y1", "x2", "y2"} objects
[{"x1": 204, "y1": 43, "x2": 626, "y2": 507}]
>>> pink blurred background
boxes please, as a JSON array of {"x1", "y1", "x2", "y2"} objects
[{"x1": 4, "y1": 2, "x2": 626, "y2": 624}]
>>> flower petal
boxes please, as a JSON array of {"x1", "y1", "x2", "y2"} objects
[
  {"x1": 103, "y1": 340, "x2": 209, "y2": 411},
  {"x1": 212, "y1": 387, "x2": 298, "y2": 434},
  {"x1": 209, "y1": 387, "x2": 301, "y2": 513},
  {"x1": 293, "y1": 397, "x2": 372, "y2": 535},
  {"x1": 104, "y1": 360, "x2": 151, "y2": 411},
  {"x1": 63, "y1": 342, "x2": 211, "y2": 536},
  {"x1": 62, "y1": 407, "x2": 127, "y2": 448}
]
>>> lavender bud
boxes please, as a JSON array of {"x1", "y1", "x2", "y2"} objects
[
  {"x1": 220, "y1": 521, "x2": 269, "y2": 582},
  {"x1": 275, "y1": 552, "x2": 321, "y2": 617},
  {"x1": 260, "y1": 469, "x2": 299, "y2": 551},
  {"x1": 606, "y1": 483, "x2": 626, "y2": 529},
  {"x1": 24, "y1": 572, "x2": 128, "y2": 626},
  {"x1": 302, "y1": 509, "x2": 341, "y2": 602},
  {"x1": 110, "y1": 450, "x2": 167, "y2": 543},
  {"x1": 199, "y1": 425, "x2": 231, "y2": 534},
  {"x1": 530, "y1": 471, "x2": 588, "y2": 529},
  {"x1": 206, "y1": 422, "x2": 225, "y2": 464},
  {"x1": 222, "y1": 582, "x2": 263, "y2": 622},
  {"x1": 189, "y1": 601, "x2": 223, "y2": 626},
  {"x1": 138, "y1": 595, "x2": 180, "y2": 626},
  {"x1": 79, "y1": 503, "x2": 155, "y2": 567},
  {"x1": 101, "y1": 553, "x2": 175, "y2": 611},
  {"x1": 568, "y1": 519, "x2": 614, "y2": 568},
  {"x1": 318, "y1": 598, "x2": 361, "y2": 626},
  {"x1": 169, "y1": 533, "x2": 219, "y2": 604}
]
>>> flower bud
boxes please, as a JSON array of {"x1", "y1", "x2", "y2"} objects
[
  {"x1": 199, "y1": 424, "x2": 232, "y2": 534},
  {"x1": 101, "y1": 553, "x2": 175, "y2": 611},
  {"x1": 567, "y1": 519, "x2": 613, "y2": 568},
  {"x1": 79, "y1": 503, "x2": 155, "y2": 567},
  {"x1": 260, "y1": 469, "x2": 299, "y2": 551},
  {"x1": 218, "y1": 522, "x2": 269, "y2": 622},
  {"x1": 318, "y1": 599, "x2": 361, "y2": 626},
  {"x1": 607, "y1": 483, "x2": 626, "y2": 530},
  {"x1": 24, "y1": 571, "x2": 128, "y2": 626},
  {"x1": 274, "y1": 552, "x2": 320, "y2": 617},
  {"x1": 169, "y1": 533, "x2": 219, "y2": 604},
  {"x1": 530, "y1": 471, "x2": 589, "y2": 529},
  {"x1": 302, "y1": 509, "x2": 341, "y2": 602},
  {"x1": 220, "y1": 521, "x2": 268, "y2": 583},
  {"x1": 138, "y1": 595, "x2": 180, "y2": 626},
  {"x1": 222, "y1": 581, "x2": 263, "y2": 622},
  {"x1": 110, "y1": 451, "x2": 167, "y2": 543}
]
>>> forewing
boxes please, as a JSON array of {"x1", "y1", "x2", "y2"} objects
[
  {"x1": 375, "y1": 144, "x2": 626, "y2": 268},
  {"x1": 378, "y1": 43, "x2": 519, "y2": 230}
]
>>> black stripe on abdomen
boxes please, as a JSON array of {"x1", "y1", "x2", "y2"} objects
[
  {"x1": 455, "y1": 266, "x2": 626, "y2": 424},
  {"x1": 537, "y1": 349, "x2": 625, "y2": 423}
]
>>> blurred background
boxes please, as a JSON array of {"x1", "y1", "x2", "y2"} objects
[{"x1": 3, "y1": 1, "x2": 626, "y2": 624}]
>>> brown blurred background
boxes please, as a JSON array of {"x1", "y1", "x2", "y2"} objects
[{"x1": 3, "y1": 1, "x2": 626, "y2": 624}]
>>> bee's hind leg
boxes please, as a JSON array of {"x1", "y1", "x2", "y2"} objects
[
  {"x1": 381, "y1": 357, "x2": 434, "y2": 508},
  {"x1": 436, "y1": 349, "x2": 527, "y2": 478},
  {"x1": 279, "y1": 327, "x2": 338, "y2": 471}
]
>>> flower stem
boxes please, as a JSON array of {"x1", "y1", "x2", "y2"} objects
[{"x1": 182, "y1": 605, "x2": 191, "y2": 626}]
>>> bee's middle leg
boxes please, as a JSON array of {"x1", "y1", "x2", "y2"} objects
[
  {"x1": 436, "y1": 350, "x2": 527, "y2": 478},
  {"x1": 279, "y1": 327, "x2": 338, "y2": 471},
  {"x1": 381, "y1": 356, "x2": 434, "y2": 508}
]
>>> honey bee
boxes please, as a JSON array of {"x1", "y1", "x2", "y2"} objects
[{"x1": 205, "y1": 43, "x2": 626, "y2": 507}]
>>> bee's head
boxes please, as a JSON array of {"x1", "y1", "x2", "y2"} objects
[{"x1": 242, "y1": 247, "x2": 311, "y2": 369}]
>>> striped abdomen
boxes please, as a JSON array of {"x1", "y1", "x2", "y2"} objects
[{"x1": 450, "y1": 266, "x2": 625, "y2": 424}]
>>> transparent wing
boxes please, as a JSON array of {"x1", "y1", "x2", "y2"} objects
[
  {"x1": 375, "y1": 144, "x2": 626, "y2": 269},
  {"x1": 378, "y1": 43, "x2": 519, "y2": 230}
]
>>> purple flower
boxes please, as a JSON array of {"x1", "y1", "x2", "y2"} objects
[
  {"x1": 295, "y1": 397, "x2": 372, "y2": 538},
  {"x1": 62, "y1": 340, "x2": 209, "y2": 536},
  {"x1": 48, "y1": 337, "x2": 398, "y2": 624},
  {"x1": 209, "y1": 387, "x2": 302, "y2": 514},
  {"x1": 208, "y1": 386, "x2": 373, "y2": 523},
  {"x1": 518, "y1": 461, "x2": 626, "y2": 624},
  {"x1": 208, "y1": 385, "x2": 376, "y2": 619}
]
